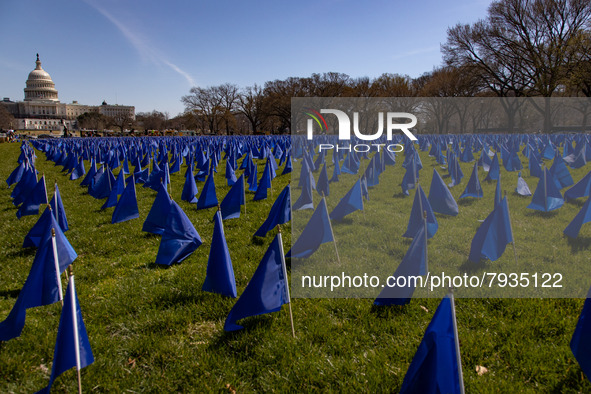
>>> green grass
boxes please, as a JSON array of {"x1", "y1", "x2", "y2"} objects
[{"x1": 0, "y1": 140, "x2": 590, "y2": 393}]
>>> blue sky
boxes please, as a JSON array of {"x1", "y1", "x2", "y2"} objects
[{"x1": 0, "y1": 0, "x2": 492, "y2": 117}]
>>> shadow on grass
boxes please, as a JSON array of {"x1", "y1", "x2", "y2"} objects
[
  {"x1": 393, "y1": 192, "x2": 410, "y2": 199},
  {"x1": 458, "y1": 198, "x2": 480, "y2": 207},
  {"x1": 369, "y1": 303, "x2": 409, "y2": 319},
  {"x1": 523, "y1": 210, "x2": 560, "y2": 218},
  {"x1": 211, "y1": 316, "x2": 275, "y2": 347},
  {"x1": 566, "y1": 235, "x2": 591, "y2": 253},
  {"x1": 566, "y1": 199, "x2": 586, "y2": 208},
  {"x1": 459, "y1": 258, "x2": 487, "y2": 274},
  {"x1": 143, "y1": 232, "x2": 160, "y2": 239},
  {"x1": 7, "y1": 247, "x2": 36, "y2": 258},
  {"x1": 331, "y1": 218, "x2": 354, "y2": 226},
  {"x1": 251, "y1": 236, "x2": 265, "y2": 246},
  {"x1": 143, "y1": 262, "x2": 171, "y2": 270},
  {"x1": 0, "y1": 288, "x2": 20, "y2": 298},
  {"x1": 434, "y1": 213, "x2": 456, "y2": 220}
]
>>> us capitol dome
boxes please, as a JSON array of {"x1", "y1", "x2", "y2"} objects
[
  {"x1": 1, "y1": 54, "x2": 134, "y2": 132},
  {"x1": 24, "y1": 54, "x2": 59, "y2": 102}
]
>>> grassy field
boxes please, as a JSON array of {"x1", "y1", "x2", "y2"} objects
[{"x1": 0, "y1": 140, "x2": 590, "y2": 393}]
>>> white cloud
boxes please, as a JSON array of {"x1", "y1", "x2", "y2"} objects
[{"x1": 84, "y1": 0, "x2": 196, "y2": 87}]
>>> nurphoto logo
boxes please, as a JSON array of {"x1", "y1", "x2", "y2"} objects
[{"x1": 304, "y1": 108, "x2": 417, "y2": 153}]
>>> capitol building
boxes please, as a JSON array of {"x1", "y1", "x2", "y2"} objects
[{"x1": 1, "y1": 54, "x2": 135, "y2": 131}]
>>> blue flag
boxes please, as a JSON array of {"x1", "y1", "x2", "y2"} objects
[
  {"x1": 428, "y1": 169, "x2": 458, "y2": 216},
  {"x1": 341, "y1": 151, "x2": 360, "y2": 174},
  {"x1": 549, "y1": 155, "x2": 574, "y2": 189},
  {"x1": 281, "y1": 153, "x2": 292, "y2": 175},
  {"x1": 292, "y1": 169, "x2": 314, "y2": 211},
  {"x1": 155, "y1": 200, "x2": 202, "y2": 265},
  {"x1": 202, "y1": 210, "x2": 237, "y2": 298},
  {"x1": 0, "y1": 215, "x2": 77, "y2": 341},
  {"x1": 224, "y1": 234, "x2": 289, "y2": 331},
  {"x1": 515, "y1": 172, "x2": 532, "y2": 196},
  {"x1": 12, "y1": 166, "x2": 37, "y2": 206},
  {"x1": 528, "y1": 150, "x2": 543, "y2": 178},
  {"x1": 460, "y1": 163, "x2": 483, "y2": 199},
  {"x1": 255, "y1": 184, "x2": 291, "y2": 237},
  {"x1": 399, "y1": 294, "x2": 463, "y2": 394},
  {"x1": 253, "y1": 161, "x2": 272, "y2": 201},
  {"x1": 101, "y1": 170, "x2": 124, "y2": 209},
  {"x1": 197, "y1": 168, "x2": 218, "y2": 210},
  {"x1": 374, "y1": 225, "x2": 427, "y2": 306},
  {"x1": 316, "y1": 163, "x2": 330, "y2": 197},
  {"x1": 563, "y1": 197, "x2": 591, "y2": 238},
  {"x1": 403, "y1": 185, "x2": 438, "y2": 239},
  {"x1": 564, "y1": 170, "x2": 591, "y2": 202},
  {"x1": 37, "y1": 275, "x2": 94, "y2": 394},
  {"x1": 80, "y1": 160, "x2": 97, "y2": 187},
  {"x1": 247, "y1": 163, "x2": 258, "y2": 192},
  {"x1": 287, "y1": 198, "x2": 334, "y2": 259},
  {"x1": 89, "y1": 167, "x2": 112, "y2": 199},
  {"x1": 23, "y1": 206, "x2": 54, "y2": 248},
  {"x1": 329, "y1": 158, "x2": 341, "y2": 183},
  {"x1": 329, "y1": 179, "x2": 364, "y2": 222},
  {"x1": 478, "y1": 150, "x2": 492, "y2": 172},
  {"x1": 6, "y1": 161, "x2": 25, "y2": 187},
  {"x1": 49, "y1": 183, "x2": 69, "y2": 232},
  {"x1": 112, "y1": 176, "x2": 139, "y2": 224},
  {"x1": 142, "y1": 182, "x2": 172, "y2": 235},
  {"x1": 69, "y1": 158, "x2": 86, "y2": 181},
  {"x1": 568, "y1": 148, "x2": 587, "y2": 169},
  {"x1": 17, "y1": 175, "x2": 48, "y2": 219},
  {"x1": 527, "y1": 168, "x2": 564, "y2": 212},
  {"x1": 494, "y1": 175, "x2": 502, "y2": 209},
  {"x1": 220, "y1": 174, "x2": 246, "y2": 220},
  {"x1": 571, "y1": 286, "x2": 591, "y2": 380},
  {"x1": 226, "y1": 160, "x2": 238, "y2": 186},
  {"x1": 469, "y1": 196, "x2": 514, "y2": 262},
  {"x1": 484, "y1": 153, "x2": 500, "y2": 181},
  {"x1": 401, "y1": 161, "x2": 418, "y2": 196},
  {"x1": 181, "y1": 165, "x2": 198, "y2": 203}
]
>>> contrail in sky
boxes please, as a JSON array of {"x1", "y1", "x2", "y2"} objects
[{"x1": 84, "y1": 0, "x2": 196, "y2": 87}]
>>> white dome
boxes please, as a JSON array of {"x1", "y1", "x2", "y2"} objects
[{"x1": 24, "y1": 54, "x2": 59, "y2": 102}]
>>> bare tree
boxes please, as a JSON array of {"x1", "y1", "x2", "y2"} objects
[
  {"x1": 136, "y1": 110, "x2": 168, "y2": 131},
  {"x1": 238, "y1": 84, "x2": 266, "y2": 134},
  {"x1": 77, "y1": 111, "x2": 108, "y2": 131},
  {"x1": 181, "y1": 86, "x2": 224, "y2": 134},
  {"x1": 443, "y1": 0, "x2": 591, "y2": 131},
  {"x1": 217, "y1": 83, "x2": 239, "y2": 134},
  {"x1": 0, "y1": 105, "x2": 16, "y2": 130}
]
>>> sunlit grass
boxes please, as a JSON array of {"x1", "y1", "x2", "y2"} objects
[{"x1": 0, "y1": 140, "x2": 589, "y2": 392}]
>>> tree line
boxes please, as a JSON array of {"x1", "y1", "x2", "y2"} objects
[{"x1": 176, "y1": 0, "x2": 591, "y2": 135}]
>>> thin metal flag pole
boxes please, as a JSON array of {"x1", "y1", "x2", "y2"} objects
[
  {"x1": 423, "y1": 210, "x2": 429, "y2": 274},
  {"x1": 449, "y1": 290, "x2": 465, "y2": 394},
  {"x1": 360, "y1": 176, "x2": 365, "y2": 217},
  {"x1": 504, "y1": 191, "x2": 518, "y2": 265},
  {"x1": 166, "y1": 164, "x2": 171, "y2": 197},
  {"x1": 41, "y1": 173, "x2": 47, "y2": 203},
  {"x1": 51, "y1": 228, "x2": 64, "y2": 306},
  {"x1": 243, "y1": 174, "x2": 247, "y2": 215},
  {"x1": 277, "y1": 225, "x2": 295, "y2": 338},
  {"x1": 68, "y1": 266, "x2": 83, "y2": 394},
  {"x1": 54, "y1": 180, "x2": 58, "y2": 219},
  {"x1": 132, "y1": 172, "x2": 136, "y2": 199}
]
